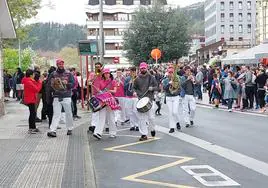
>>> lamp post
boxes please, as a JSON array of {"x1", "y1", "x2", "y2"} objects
[{"x1": 99, "y1": 0, "x2": 104, "y2": 64}]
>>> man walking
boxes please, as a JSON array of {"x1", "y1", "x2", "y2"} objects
[{"x1": 47, "y1": 59, "x2": 75, "y2": 137}]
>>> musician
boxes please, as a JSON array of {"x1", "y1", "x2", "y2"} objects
[
  {"x1": 162, "y1": 67, "x2": 182, "y2": 133},
  {"x1": 93, "y1": 68, "x2": 118, "y2": 140},
  {"x1": 181, "y1": 66, "x2": 196, "y2": 128},
  {"x1": 124, "y1": 67, "x2": 139, "y2": 131},
  {"x1": 133, "y1": 62, "x2": 158, "y2": 141},
  {"x1": 114, "y1": 69, "x2": 127, "y2": 125},
  {"x1": 88, "y1": 62, "x2": 103, "y2": 133},
  {"x1": 47, "y1": 59, "x2": 75, "y2": 137}
]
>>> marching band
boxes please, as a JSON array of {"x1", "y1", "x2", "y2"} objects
[{"x1": 87, "y1": 62, "x2": 197, "y2": 141}]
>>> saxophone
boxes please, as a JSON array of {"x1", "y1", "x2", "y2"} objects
[{"x1": 169, "y1": 63, "x2": 180, "y2": 95}]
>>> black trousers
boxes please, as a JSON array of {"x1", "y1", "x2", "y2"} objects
[
  {"x1": 41, "y1": 96, "x2": 47, "y2": 119},
  {"x1": 257, "y1": 90, "x2": 266, "y2": 108},
  {"x1": 245, "y1": 86, "x2": 255, "y2": 108},
  {"x1": 28, "y1": 104, "x2": 36, "y2": 129},
  {"x1": 47, "y1": 104, "x2": 53, "y2": 127},
  {"x1": 155, "y1": 101, "x2": 161, "y2": 114},
  {"x1": 72, "y1": 91, "x2": 78, "y2": 116}
]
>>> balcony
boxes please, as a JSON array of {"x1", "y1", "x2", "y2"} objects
[
  {"x1": 87, "y1": 20, "x2": 129, "y2": 29},
  {"x1": 87, "y1": 35, "x2": 124, "y2": 43}
]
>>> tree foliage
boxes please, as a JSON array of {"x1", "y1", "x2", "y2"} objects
[
  {"x1": 3, "y1": 48, "x2": 32, "y2": 72},
  {"x1": 58, "y1": 47, "x2": 80, "y2": 68},
  {"x1": 23, "y1": 23, "x2": 86, "y2": 52},
  {"x1": 123, "y1": 7, "x2": 190, "y2": 65}
]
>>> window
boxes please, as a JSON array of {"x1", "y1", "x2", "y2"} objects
[
  {"x1": 88, "y1": 0, "x2": 99, "y2": 5},
  {"x1": 247, "y1": 13, "x2": 251, "y2": 21},
  {"x1": 221, "y1": 25, "x2": 225, "y2": 33},
  {"x1": 238, "y1": 1, "x2": 242, "y2": 9},
  {"x1": 230, "y1": 25, "x2": 234, "y2": 33},
  {"x1": 123, "y1": 0, "x2": 134, "y2": 5},
  {"x1": 105, "y1": 0, "x2": 116, "y2": 5},
  {"x1": 230, "y1": 13, "x2": 234, "y2": 22},
  {"x1": 239, "y1": 37, "x2": 243, "y2": 41},
  {"x1": 221, "y1": 13, "x2": 225, "y2": 22},
  {"x1": 220, "y1": 2, "x2": 225, "y2": 10},
  {"x1": 140, "y1": 0, "x2": 151, "y2": 5},
  {"x1": 239, "y1": 13, "x2": 243, "y2": 22},
  {"x1": 247, "y1": 1, "x2": 251, "y2": 9},
  {"x1": 229, "y1": 1, "x2": 234, "y2": 10},
  {"x1": 230, "y1": 37, "x2": 234, "y2": 41},
  {"x1": 247, "y1": 24, "x2": 251, "y2": 33},
  {"x1": 239, "y1": 24, "x2": 243, "y2": 33}
]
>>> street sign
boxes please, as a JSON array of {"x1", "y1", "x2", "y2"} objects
[{"x1": 78, "y1": 40, "x2": 98, "y2": 56}]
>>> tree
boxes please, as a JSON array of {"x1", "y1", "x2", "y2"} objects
[
  {"x1": 123, "y1": 7, "x2": 190, "y2": 65},
  {"x1": 58, "y1": 47, "x2": 80, "y2": 68}
]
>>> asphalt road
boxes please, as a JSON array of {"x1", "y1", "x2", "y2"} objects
[{"x1": 89, "y1": 105, "x2": 268, "y2": 188}]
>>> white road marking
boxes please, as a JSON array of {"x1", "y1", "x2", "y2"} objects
[
  {"x1": 157, "y1": 126, "x2": 268, "y2": 177},
  {"x1": 181, "y1": 165, "x2": 240, "y2": 187}
]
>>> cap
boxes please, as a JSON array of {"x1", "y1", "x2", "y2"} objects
[
  {"x1": 139, "y1": 62, "x2": 148, "y2": 69},
  {"x1": 103, "y1": 68, "x2": 110, "y2": 74},
  {"x1": 56, "y1": 59, "x2": 64, "y2": 65}
]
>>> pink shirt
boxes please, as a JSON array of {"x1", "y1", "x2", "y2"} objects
[
  {"x1": 91, "y1": 74, "x2": 102, "y2": 95},
  {"x1": 114, "y1": 77, "x2": 125, "y2": 97},
  {"x1": 100, "y1": 79, "x2": 116, "y2": 93}
]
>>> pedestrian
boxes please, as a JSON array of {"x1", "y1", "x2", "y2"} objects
[
  {"x1": 47, "y1": 59, "x2": 75, "y2": 137},
  {"x1": 3, "y1": 70, "x2": 12, "y2": 99},
  {"x1": 70, "y1": 68, "x2": 81, "y2": 120},
  {"x1": 181, "y1": 66, "x2": 196, "y2": 127},
  {"x1": 21, "y1": 69, "x2": 42, "y2": 134},
  {"x1": 244, "y1": 66, "x2": 255, "y2": 109},
  {"x1": 194, "y1": 66, "x2": 204, "y2": 100},
  {"x1": 223, "y1": 71, "x2": 238, "y2": 112},
  {"x1": 15, "y1": 67, "x2": 25, "y2": 101},
  {"x1": 133, "y1": 62, "x2": 158, "y2": 141},
  {"x1": 255, "y1": 69, "x2": 268, "y2": 113},
  {"x1": 41, "y1": 72, "x2": 48, "y2": 120},
  {"x1": 154, "y1": 90, "x2": 163, "y2": 116},
  {"x1": 211, "y1": 73, "x2": 222, "y2": 109},
  {"x1": 46, "y1": 66, "x2": 56, "y2": 127}
]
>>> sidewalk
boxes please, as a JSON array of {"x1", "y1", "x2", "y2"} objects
[
  {"x1": 0, "y1": 100, "x2": 96, "y2": 188},
  {"x1": 196, "y1": 92, "x2": 268, "y2": 116}
]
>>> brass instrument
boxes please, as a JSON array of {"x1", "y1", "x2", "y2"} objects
[
  {"x1": 51, "y1": 78, "x2": 66, "y2": 91},
  {"x1": 169, "y1": 63, "x2": 180, "y2": 95}
]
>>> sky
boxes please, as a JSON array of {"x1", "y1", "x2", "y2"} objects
[{"x1": 33, "y1": 0, "x2": 204, "y2": 25}]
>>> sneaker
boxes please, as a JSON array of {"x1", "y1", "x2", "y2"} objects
[
  {"x1": 139, "y1": 135, "x2": 148, "y2": 141},
  {"x1": 88, "y1": 126, "x2": 95, "y2": 133},
  {"x1": 32, "y1": 128, "x2": 40, "y2": 133},
  {"x1": 28, "y1": 129, "x2": 37, "y2": 134},
  {"x1": 151, "y1": 130, "x2": 156, "y2": 137},
  {"x1": 67, "y1": 130, "x2": 72, "y2": 135},
  {"x1": 124, "y1": 119, "x2": 130, "y2": 123},
  {"x1": 93, "y1": 133, "x2": 101, "y2": 140},
  {"x1": 35, "y1": 118, "x2": 42, "y2": 123},
  {"x1": 169, "y1": 128, "x2": 175, "y2": 133},
  {"x1": 186, "y1": 124, "x2": 190, "y2": 128},
  {"x1": 190, "y1": 121, "x2": 194, "y2": 126},
  {"x1": 74, "y1": 115, "x2": 81, "y2": 119},
  {"x1": 130, "y1": 127, "x2": 135, "y2": 131},
  {"x1": 105, "y1": 128, "x2": 109, "y2": 132},
  {"x1": 135, "y1": 127, "x2": 139, "y2": 131},
  {"x1": 176, "y1": 122, "x2": 181, "y2": 130},
  {"x1": 47, "y1": 131, "x2": 57, "y2": 137},
  {"x1": 228, "y1": 109, "x2": 232, "y2": 112},
  {"x1": 110, "y1": 134, "x2": 116, "y2": 138}
]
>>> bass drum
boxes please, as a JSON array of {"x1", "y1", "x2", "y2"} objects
[{"x1": 136, "y1": 97, "x2": 152, "y2": 113}]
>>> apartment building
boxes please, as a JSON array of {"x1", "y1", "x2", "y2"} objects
[
  {"x1": 256, "y1": 0, "x2": 268, "y2": 44},
  {"x1": 85, "y1": 0, "x2": 167, "y2": 66}
]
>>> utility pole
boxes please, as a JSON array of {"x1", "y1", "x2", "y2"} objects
[
  {"x1": 99, "y1": 0, "x2": 104, "y2": 64},
  {"x1": 18, "y1": 39, "x2": 21, "y2": 68}
]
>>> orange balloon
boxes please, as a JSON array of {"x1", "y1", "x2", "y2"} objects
[{"x1": 151, "y1": 48, "x2": 161, "y2": 60}]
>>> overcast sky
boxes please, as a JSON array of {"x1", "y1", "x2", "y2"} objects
[{"x1": 33, "y1": 0, "x2": 203, "y2": 25}]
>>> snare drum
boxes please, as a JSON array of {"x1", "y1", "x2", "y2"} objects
[
  {"x1": 89, "y1": 96, "x2": 106, "y2": 112},
  {"x1": 136, "y1": 97, "x2": 152, "y2": 113}
]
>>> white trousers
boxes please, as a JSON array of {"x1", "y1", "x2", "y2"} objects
[
  {"x1": 125, "y1": 98, "x2": 139, "y2": 128},
  {"x1": 182, "y1": 95, "x2": 196, "y2": 124},
  {"x1": 91, "y1": 111, "x2": 99, "y2": 127},
  {"x1": 94, "y1": 107, "x2": 117, "y2": 136},
  {"x1": 115, "y1": 97, "x2": 127, "y2": 123},
  {"x1": 166, "y1": 95, "x2": 183, "y2": 129},
  {"x1": 137, "y1": 102, "x2": 155, "y2": 136},
  {"x1": 50, "y1": 98, "x2": 74, "y2": 132}
]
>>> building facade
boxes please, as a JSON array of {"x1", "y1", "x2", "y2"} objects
[
  {"x1": 204, "y1": 0, "x2": 256, "y2": 59},
  {"x1": 0, "y1": 0, "x2": 16, "y2": 116},
  {"x1": 256, "y1": 0, "x2": 268, "y2": 44},
  {"x1": 85, "y1": 0, "x2": 167, "y2": 66}
]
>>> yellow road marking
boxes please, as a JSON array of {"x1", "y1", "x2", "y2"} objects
[{"x1": 103, "y1": 136, "x2": 196, "y2": 187}]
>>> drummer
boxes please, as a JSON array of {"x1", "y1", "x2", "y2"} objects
[
  {"x1": 133, "y1": 62, "x2": 158, "y2": 141},
  {"x1": 93, "y1": 68, "x2": 118, "y2": 140}
]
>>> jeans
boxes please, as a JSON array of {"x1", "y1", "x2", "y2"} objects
[
  {"x1": 28, "y1": 104, "x2": 36, "y2": 129},
  {"x1": 227, "y1": 98, "x2": 233, "y2": 110},
  {"x1": 194, "y1": 84, "x2": 202, "y2": 100}
]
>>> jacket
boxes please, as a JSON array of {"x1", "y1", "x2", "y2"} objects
[{"x1": 21, "y1": 77, "x2": 42, "y2": 104}]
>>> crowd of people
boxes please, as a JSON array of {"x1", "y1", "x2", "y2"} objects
[{"x1": 4, "y1": 59, "x2": 268, "y2": 140}]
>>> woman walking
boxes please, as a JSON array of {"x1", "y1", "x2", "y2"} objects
[
  {"x1": 21, "y1": 69, "x2": 42, "y2": 134},
  {"x1": 223, "y1": 71, "x2": 238, "y2": 112},
  {"x1": 255, "y1": 69, "x2": 268, "y2": 113}
]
